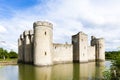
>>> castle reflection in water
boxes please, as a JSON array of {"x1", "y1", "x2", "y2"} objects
[{"x1": 19, "y1": 62, "x2": 105, "y2": 80}]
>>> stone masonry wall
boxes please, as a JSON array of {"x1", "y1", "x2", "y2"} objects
[
  {"x1": 79, "y1": 32, "x2": 88, "y2": 62},
  {"x1": 53, "y1": 43, "x2": 73, "y2": 64},
  {"x1": 18, "y1": 21, "x2": 105, "y2": 66},
  {"x1": 87, "y1": 46, "x2": 95, "y2": 61}
]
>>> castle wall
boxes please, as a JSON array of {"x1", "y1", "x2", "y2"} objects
[
  {"x1": 87, "y1": 46, "x2": 95, "y2": 61},
  {"x1": 18, "y1": 21, "x2": 105, "y2": 66},
  {"x1": 72, "y1": 32, "x2": 88, "y2": 63},
  {"x1": 33, "y1": 21, "x2": 53, "y2": 66},
  {"x1": 53, "y1": 43, "x2": 73, "y2": 64}
]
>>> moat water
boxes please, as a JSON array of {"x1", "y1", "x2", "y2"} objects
[{"x1": 0, "y1": 61, "x2": 111, "y2": 80}]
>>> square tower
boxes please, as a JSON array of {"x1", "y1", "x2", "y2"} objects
[
  {"x1": 91, "y1": 36, "x2": 105, "y2": 61},
  {"x1": 72, "y1": 32, "x2": 88, "y2": 63}
]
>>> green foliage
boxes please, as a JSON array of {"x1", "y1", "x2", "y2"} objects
[
  {"x1": 105, "y1": 51, "x2": 120, "y2": 60},
  {"x1": 0, "y1": 48, "x2": 18, "y2": 59},
  {"x1": 103, "y1": 52, "x2": 120, "y2": 80},
  {"x1": 104, "y1": 51, "x2": 120, "y2": 79},
  {"x1": 9, "y1": 51, "x2": 18, "y2": 58},
  {"x1": 103, "y1": 69, "x2": 111, "y2": 80}
]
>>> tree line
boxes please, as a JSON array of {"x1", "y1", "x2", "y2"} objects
[
  {"x1": 0, "y1": 48, "x2": 18, "y2": 59},
  {"x1": 105, "y1": 51, "x2": 120, "y2": 60}
]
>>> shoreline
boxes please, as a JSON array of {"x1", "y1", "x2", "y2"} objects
[{"x1": 0, "y1": 59, "x2": 18, "y2": 66}]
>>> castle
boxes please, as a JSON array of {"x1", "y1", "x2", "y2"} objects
[{"x1": 18, "y1": 21, "x2": 105, "y2": 66}]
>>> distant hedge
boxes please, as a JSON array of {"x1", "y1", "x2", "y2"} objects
[{"x1": 0, "y1": 48, "x2": 18, "y2": 59}]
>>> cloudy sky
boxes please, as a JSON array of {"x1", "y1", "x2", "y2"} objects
[{"x1": 0, "y1": 0, "x2": 120, "y2": 52}]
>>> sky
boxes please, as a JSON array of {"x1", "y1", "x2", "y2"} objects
[{"x1": 0, "y1": 0, "x2": 120, "y2": 52}]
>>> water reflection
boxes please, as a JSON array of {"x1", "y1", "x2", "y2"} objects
[
  {"x1": 19, "y1": 64, "x2": 34, "y2": 80},
  {"x1": 19, "y1": 62, "x2": 105, "y2": 80},
  {"x1": 95, "y1": 62, "x2": 105, "y2": 80}
]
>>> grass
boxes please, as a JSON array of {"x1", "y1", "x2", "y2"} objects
[
  {"x1": 0, "y1": 58, "x2": 18, "y2": 65},
  {"x1": 0, "y1": 58, "x2": 17, "y2": 61}
]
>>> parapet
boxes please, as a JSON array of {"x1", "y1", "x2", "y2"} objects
[
  {"x1": 91, "y1": 35, "x2": 104, "y2": 40},
  {"x1": 79, "y1": 31, "x2": 88, "y2": 36},
  {"x1": 72, "y1": 31, "x2": 88, "y2": 38},
  {"x1": 97, "y1": 38, "x2": 104, "y2": 44},
  {"x1": 20, "y1": 34, "x2": 24, "y2": 39},
  {"x1": 33, "y1": 21, "x2": 53, "y2": 29},
  {"x1": 29, "y1": 30, "x2": 34, "y2": 35},
  {"x1": 91, "y1": 36, "x2": 96, "y2": 40},
  {"x1": 23, "y1": 30, "x2": 29, "y2": 36}
]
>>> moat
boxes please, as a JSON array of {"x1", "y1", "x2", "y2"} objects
[{"x1": 0, "y1": 61, "x2": 111, "y2": 80}]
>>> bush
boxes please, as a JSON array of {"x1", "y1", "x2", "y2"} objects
[{"x1": 9, "y1": 51, "x2": 18, "y2": 58}]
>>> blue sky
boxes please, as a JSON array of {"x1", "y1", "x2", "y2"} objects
[
  {"x1": 0, "y1": 0, "x2": 38, "y2": 8},
  {"x1": 0, "y1": 0, "x2": 120, "y2": 52}
]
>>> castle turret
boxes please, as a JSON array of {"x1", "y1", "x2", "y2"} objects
[
  {"x1": 23, "y1": 31, "x2": 31, "y2": 63},
  {"x1": 29, "y1": 30, "x2": 34, "y2": 64},
  {"x1": 33, "y1": 21, "x2": 53, "y2": 66},
  {"x1": 72, "y1": 32, "x2": 88, "y2": 63},
  {"x1": 91, "y1": 36, "x2": 105, "y2": 61},
  {"x1": 18, "y1": 37, "x2": 22, "y2": 63},
  {"x1": 18, "y1": 34, "x2": 24, "y2": 63}
]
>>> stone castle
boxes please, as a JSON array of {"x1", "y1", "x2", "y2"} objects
[{"x1": 18, "y1": 21, "x2": 105, "y2": 66}]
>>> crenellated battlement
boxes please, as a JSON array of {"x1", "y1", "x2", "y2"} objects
[
  {"x1": 29, "y1": 30, "x2": 34, "y2": 35},
  {"x1": 18, "y1": 21, "x2": 105, "y2": 66},
  {"x1": 23, "y1": 30, "x2": 29, "y2": 36},
  {"x1": 79, "y1": 31, "x2": 88, "y2": 36},
  {"x1": 33, "y1": 21, "x2": 53, "y2": 29},
  {"x1": 20, "y1": 34, "x2": 24, "y2": 40}
]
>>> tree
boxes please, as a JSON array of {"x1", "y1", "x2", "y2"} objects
[
  {"x1": 0, "y1": 48, "x2": 8, "y2": 59},
  {"x1": 8, "y1": 51, "x2": 18, "y2": 58},
  {"x1": 0, "y1": 48, "x2": 18, "y2": 59}
]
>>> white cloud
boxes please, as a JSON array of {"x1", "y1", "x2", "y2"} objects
[
  {"x1": 0, "y1": 25, "x2": 6, "y2": 33},
  {"x1": 0, "y1": 0, "x2": 120, "y2": 51}
]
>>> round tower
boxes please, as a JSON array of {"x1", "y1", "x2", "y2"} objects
[
  {"x1": 33, "y1": 21, "x2": 53, "y2": 66},
  {"x1": 23, "y1": 30, "x2": 31, "y2": 63}
]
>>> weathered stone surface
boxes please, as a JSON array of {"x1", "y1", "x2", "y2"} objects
[
  {"x1": 33, "y1": 21, "x2": 53, "y2": 66},
  {"x1": 29, "y1": 30, "x2": 34, "y2": 64},
  {"x1": 18, "y1": 21, "x2": 105, "y2": 66},
  {"x1": 23, "y1": 30, "x2": 31, "y2": 63},
  {"x1": 53, "y1": 43, "x2": 73, "y2": 64},
  {"x1": 33, "y1": 21, "x2": 53, "y2": 29},
  {"x1": 91, "y1": 36, "x2": 105, "y2": 61},
  {"x1": 18, "y1": 38, "x2": 22, "y2": 63},
  {"x1": 87, "y1": 46, "x2": 95, "y2": 61},
  {"x1": 72, "y1": 32, "x2": 88, "y2": 63},
  {"x1": 18, "y1": 34, "x2": 24, "y2": 63}
]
